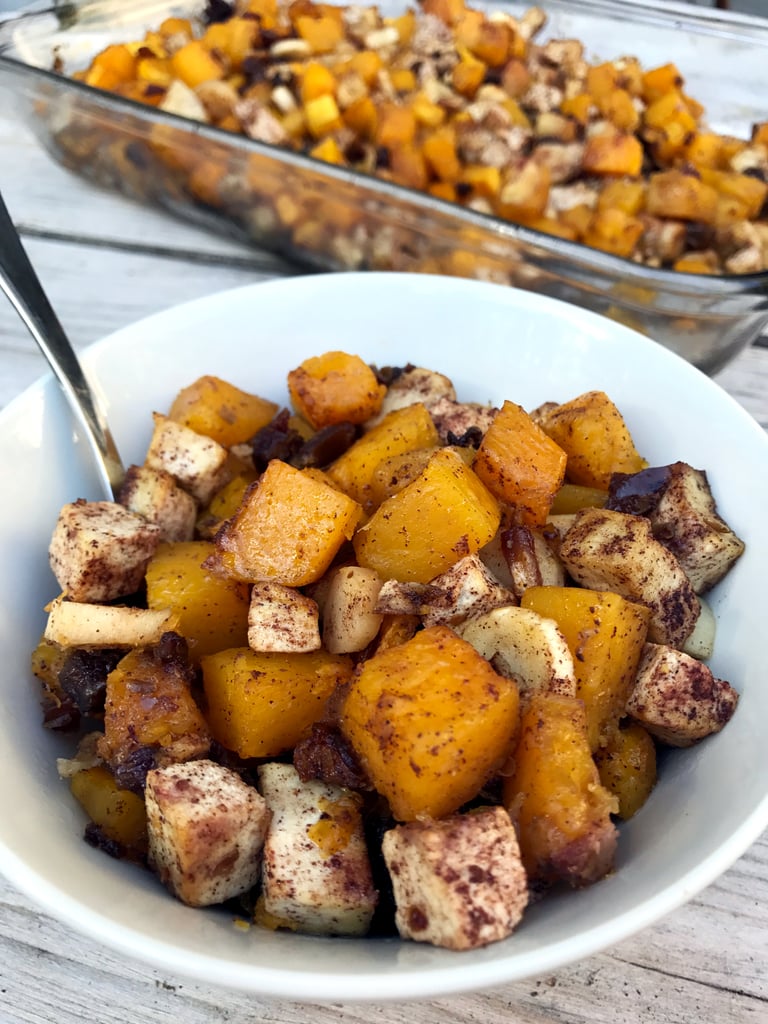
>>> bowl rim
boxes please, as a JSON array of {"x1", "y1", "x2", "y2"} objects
[{"x1": 0, "y1": 271, "x2": 766, "y2": 1002}]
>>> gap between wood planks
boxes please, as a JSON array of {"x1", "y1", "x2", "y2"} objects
[{"x1": 14, "y1": 222, "x2": 768, "y2": 350}]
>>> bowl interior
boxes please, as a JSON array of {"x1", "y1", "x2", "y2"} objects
[{"x1": 0, "y1": 272, "x2": 766, "y2": 1001}]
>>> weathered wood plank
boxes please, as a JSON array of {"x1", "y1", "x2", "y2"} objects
[{"x1": 0, "y1": 834, "x2": 765, "y2": 1024}]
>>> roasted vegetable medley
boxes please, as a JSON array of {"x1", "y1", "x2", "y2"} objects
[
  {"x1": 66, "y1": 0, "x2": 768, "y2": 272},
  {"x1": 34, "y1": 352, "x2": 744, "y2": 950}
]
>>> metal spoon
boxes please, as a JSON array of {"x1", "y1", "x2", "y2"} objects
[{"x1": 0, "y1": 190, "x2": 125, "y2": 500}]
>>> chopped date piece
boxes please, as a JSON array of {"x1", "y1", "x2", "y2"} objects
[
  {"x1": 41, "y1": 686, "x2": 80, "y2": 731},
  {"x1": 112, "y1": 746, "x2": 159, "y2": 794},
  {"x1": 202, "y1": 0, "x2": 235, "y2": 25},
  {"x1": 607, "y1": 465, "x2": 672, "y2": 517},
  {"x1": 58, "y1": 647, "x2": 123, "y2": 715},
  {"x1": 293, "y1": 721, "x2": 372, "y2": 791},
  {"x1": 446, "y1": 425, "x2": 484, "y2": 449},
  {"x1": 84, "y1": 822, "x2": 125, "y2": 860},
  {"x1": 292, "y1": 421, "x2": 359, "y2": 469},
  {"x1": 371, "y1": 364, "x2": 414, "y2": 387},
  {"x1": 250, "y1": 409, "x2": 304, "y2": 472}
]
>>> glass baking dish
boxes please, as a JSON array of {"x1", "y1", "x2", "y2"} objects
[{"x1": 1, "y1": 0, "x2": 767, "y2": 373}]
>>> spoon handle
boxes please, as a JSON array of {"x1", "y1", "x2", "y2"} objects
[{"x1": 0, "y1": 190, "x2": 125, "y2": 498}]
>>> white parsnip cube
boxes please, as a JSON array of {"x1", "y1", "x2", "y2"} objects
[
  {"x1": 257, "y1": 763, "x2": 377, "y2": 936},
  {"x1": 382, "y1": 806, "x2": 528, "y2": 950},
  {"x1": 145, "y1": 414, "x2": 229, "y2": 505},
  {"x1": 146, "y1": 759, "x2": 270, "y2": 907},
  {"x1": 48, "y1": 499, "x2": 160, "y2": 603},
  {"x1": 44, "y1": 597, "x2": 177, "y2": 648},
  {"x1": 323, "y1": 565, "x2": 383, "y2": 654}
]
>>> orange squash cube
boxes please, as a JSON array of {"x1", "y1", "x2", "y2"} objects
[
  {"x1": 211, "y1": 460, "x2": 361, "y2": 585},
  {"x1": 201, "y1": 647, "x2": 352, "y2": 758},
  {"x1": 327, "y1": 402, "x2": 439, "y2": 506},
  {"x1": 646, "y1": 169, "x2": 719, "y2": 223},
  {"x1": 353, "y1": 447, "x2": 500, "y2": 583},
  {"x1": 288, "y1": 350, "x2": 385, "y2": 430},
  {"x1": 98, "y1": 640, "x2": 211, "y2": 773},
  {"x1": 170, "y1": 40, "x2": 225, "y2": 89},
  {"x1": 583, "y1": 130, "x2": 643, "y2": 177},
  {"x1": 169, "y1": 375, "x2": 278, "y2": 447},
  {"x1": 503, "y1": 693, "x2": 618, "y2": 885},
  {"x1": 521, "y1": 587, "x2": 651, "y2": 750},
  {"x1": 473, "y1": 400, "x2": 566, "y2": 527},
  {"x1": 340, "y1": 625, "x2": 520, "y2": 821},
  {"x1": 145, "y1": 541, "x2": 251, "y2": 660},
  {"x1": 536, "y1": 390, "x2": 647, "y2": 490}
]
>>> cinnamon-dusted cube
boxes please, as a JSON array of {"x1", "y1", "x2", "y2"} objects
[
  {"x1": 48, "y1": 499, "x2": 160, "y2": 603},
  {"x1": 288, "y1": 352, "x2": 385, "y2": 431},
  {"x1": 209, "y1": 460, "x2": 361, "y2": 586},
  {"x1": 146, "y1": 759, "x2": 270, "y2": 907},
  {"x1": 473, "y1": 400, "x2": 566, "y2": 527},
  {"x1": 248, "y1": 581, "x2": 321, "y2": 653},
  {"x1": 382, "y1": 806, "x2": 528, "y2": 950},
  {"x1": 145, "y1": 413, "x2": 229, "y2": 506},
  {"x1": 626, "y1": 642, "x2": 739, "y2": 747},
  {"x1": 117, "y1": 463, "x2": 197, "y2": 543}
]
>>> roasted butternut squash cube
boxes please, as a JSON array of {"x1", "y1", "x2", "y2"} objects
[
  {"x1": 583, "y1": 131, "x2": 643, "y2": 177},
  {"x1": 211, "y1": 460, "x2": 361, "y2": 586},
  {"x1": 521, "y1": 587, "x2": 651, "y2": 750},
  {"x1": 145, "y1": 541, "x2": 250, "y2": 660},
  {"x1": 168, "y1": 375, "x2": 278, "y2": 447},
  {"x1": 503, "y1": 693, "x2": 618, "y2": 886},
  {"x1": 472, "y1": 400, "x2": 566, "y2": 527},
  {"x1": 98, "y1": 636, "x2": 211, "y2": 773},
  {"x1": 327, "y1": 403, "x2": 440, "y2": 507},
  {"x1": 200, "y1": 647, "x2": 352, "y2": 758},
  {"x1": 646, "y1": 169, "x2": 719, "y2": 223},
  {"x1": 196, "y1": 471, "x2": 258, "y2": 538},
  {"x1": 549, "y1": 483, "x2": 608, "y2": 515},
  {"x1": 698, "y1": 168, "x2": 768, "y2": 220},
  {"x1": 353, "y1": 447, "x2": 500, "y2": 583},
  {"x1": 536, "y1": 390, "x2": 647, "y2": 490},
  {"x1": 287, "y1": 351, "x2": 386, "y2": 430},
  {"x1": 340, "y1": 625, "x2": 520, "y2": 821},
  {"x1": 594, "y1": 721, "x2": 657, "y2": 820},
  {"x1": 70, "y1": 765, "x2": 148, "y2": 858},
  {"x1": 641, "y1": 62, "x2": 684, "y2": 103},
  {"x1": 170, "y1": 39, "x2": 224, "y2": 88}
]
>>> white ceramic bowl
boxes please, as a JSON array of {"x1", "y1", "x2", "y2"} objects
[{"x1": 0, "y1": 273, "x2": 766, "y2": 1002}]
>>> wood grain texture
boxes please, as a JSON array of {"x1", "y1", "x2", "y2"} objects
[{"x1": 0, "y1": 102, "x2": 766, "y2": 1024}]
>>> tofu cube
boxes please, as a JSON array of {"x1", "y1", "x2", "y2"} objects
[
  {"x1": 248, "y1": 582, "x2": 321, "y2": 653},
  {"x1": 626, "y1": 642, "x2": 739, "y2": 747},
  {"x1": 257, "y1": 763, "x2": 377, "y2": 936},
  {"x1": 560, "y1": 507, "x2": 700, "y2": 649},
  {"x1": 145, "y1": 759, "x2": 270, "y2": 907},
  {"x1": 118, "y1": 463, "x2": 197, "y2": 542},
  {"x1": 145, "y1": 414, "x2": 229, "y2": 506},
  {"x1": 382, "y1": 806, "x2": 528, "y2": 951},
  {"x1": 376, "y1": 553, "x2": 514, "y2": 629},
  {"x1": 48, "y1": 499, "x2": 160, "y2": 603}
]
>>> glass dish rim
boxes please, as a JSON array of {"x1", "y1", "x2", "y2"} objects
[{"x1": 2, "y1": 0, "x2": 768, "y2": 296}]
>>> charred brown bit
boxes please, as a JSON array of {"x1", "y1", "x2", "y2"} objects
[
  {"x1": 58, "y1": 647, "x2": 123, "y2": 715},
  {"x1": 293, "y1": 721, "x2": 372, "y2": 790}
]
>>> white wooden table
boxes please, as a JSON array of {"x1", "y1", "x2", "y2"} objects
[{"x1": 1, "y1": 112, "x2": 766, "y2": 1024}]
